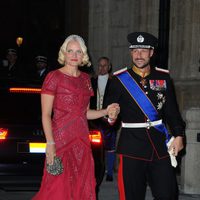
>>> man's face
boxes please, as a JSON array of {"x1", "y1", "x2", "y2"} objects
[
  {"x1": 36, "y1": 62, "x2": 47, "y2": 70},
  {"x1": 130, "y1": 48, "x2": 153, "y2": 69},
  {"x1": 98, "y1": 59, "x2": 110, "y2": 75},
  {"x1": 6, "y1": 53, "x2": 17, "y2": 64}
]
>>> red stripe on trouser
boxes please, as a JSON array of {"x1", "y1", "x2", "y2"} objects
[{"x1": 118, "y1": 154, "x2": 126, "y2": 200}]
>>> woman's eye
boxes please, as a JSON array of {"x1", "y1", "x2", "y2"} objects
[
  {"x1": 76, "y1": 50, "x2": 82, "y2": 54},
  {"x1": 67, "y1": 49, "x2": 73, "y2": 53}
]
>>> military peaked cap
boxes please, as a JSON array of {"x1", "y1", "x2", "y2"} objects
[
  {"x1": 127, "y1": 32, "x2": 158, "y2": 49},
  {"x1": 35, "y1": 56, "x2": 47, "y2": 64},
  {"x1": 7, "y1": 48, "x2": 17, "y2": 55}
]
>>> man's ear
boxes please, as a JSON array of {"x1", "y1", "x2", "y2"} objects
[{"x1": 150, "y1": 49, "x2": 154, "y2": 57}]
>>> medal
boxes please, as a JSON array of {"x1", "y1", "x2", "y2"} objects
[{"x1": 140, "y1": 78, "x2": 147, "y2": 87}]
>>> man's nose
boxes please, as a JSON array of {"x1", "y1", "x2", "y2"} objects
[{"x1": 136, "y1": 51, "x2": 143, "y2": 58}]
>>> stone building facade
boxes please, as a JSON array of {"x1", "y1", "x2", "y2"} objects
[{"x1": 88, "y1": 0, "x2": 200, "y2": 194}]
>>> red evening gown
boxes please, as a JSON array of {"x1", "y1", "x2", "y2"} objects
[{"x1": 32, "y1": 70, "x2": 96, "y2": 200}]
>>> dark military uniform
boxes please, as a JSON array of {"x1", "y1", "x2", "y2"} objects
[
  {"x1": 106, "y1": 67, "x2": 185, "y2": 160},
  {"x1": 90, "y1": 76, "x2": 113, "y2": 131},
  {"x1": 90, "y1": 75, "x2": 120, "y2": 181},
  {"x1": 104, "y1": 66, "x2": 185, "y2": 199},
  {"x1": 33, "y1": 55, "x2": 49, "y2": 84},
  {"x1": 90, "y1": 76, "x2": 112, "y2": 110},
  {"x1": 1, "y1": 48, "x2": 21, "y2": 78},
  {"x1": 104, "y1": 31, "x2": 186, "y2": 200}
]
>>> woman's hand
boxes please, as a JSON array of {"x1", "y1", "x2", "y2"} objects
[
  {"x1": 46, "y1": 143, "x2": 56, "y2": 165},
  {"x1": 107, "y1": 103, "x2": 120, "y2": 120}
]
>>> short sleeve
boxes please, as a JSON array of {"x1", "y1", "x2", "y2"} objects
[{"x1": 41, "y1": 70, "x2": 59, "y2": 96}]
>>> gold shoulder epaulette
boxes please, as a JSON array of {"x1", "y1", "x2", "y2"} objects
[
  {"x1": 155, "y1": 67, "x2": 169, "y2": 73},
  {"x1": 113, "y1": 67, "x2": 127, "y2": 75}
]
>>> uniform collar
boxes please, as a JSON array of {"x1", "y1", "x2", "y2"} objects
[{"x1": 132, "y1": 65, "x2": 150, "y2": 78}]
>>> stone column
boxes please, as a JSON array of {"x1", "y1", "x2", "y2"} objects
[
  {"x1": 181, "y1": 107, "x2": 200, "y2": 194},
  {"x1": 88, "y1": 0, "x2": 159, "y2": 72},
  {"x1": 169, "y1": 0, "x2": 200, "y2": 80}
]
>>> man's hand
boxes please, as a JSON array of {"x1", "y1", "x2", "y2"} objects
[
  {"x1": 107, "y1": 103, "x2": 120, "y2": 120},
  {"x1": 168, "y1": 136, "x2": 184, "y2": 156}
]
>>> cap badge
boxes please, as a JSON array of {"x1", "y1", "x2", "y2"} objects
[{"x1": 137, "y1": 35, "x2": 144, "y2": 43}]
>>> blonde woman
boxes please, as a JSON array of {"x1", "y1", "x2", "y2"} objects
[{"x1": 33, "y1": 35, "x2": 119, "y2": 200}]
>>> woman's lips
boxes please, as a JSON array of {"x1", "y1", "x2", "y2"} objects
[{"x1": 71, "y1": 59, "x2": 78, "y2": 61}]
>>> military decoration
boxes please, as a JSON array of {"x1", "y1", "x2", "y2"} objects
[
  {"x1": 149, "y1": 80, "x2": 167, "y2": 91},
  {"x1": 137, "y1": 35, "x2": 144, "y2": 43},
  {"x1": 140, "y1": 78, "x2": 147, "y2": 87},
  {"x1": 156, "y1": 92, "x2": 166, "y2": 110}
]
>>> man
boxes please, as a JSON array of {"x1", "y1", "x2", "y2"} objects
[
  {"x1": 34, "y1": 55, "x2": 48, "y2": 82},
  {"x1": 90, "y1": 57, "x2": 119, "y2": 182},
  {"x1": 90, "y1": 57, "x2": 112, "y2": 110},
  {"x1": 104, "y1": 32, "x2": 185, "y2": 200},
  {"x1": 2, "y1": 48, "x2": 19, "y2": 78}
]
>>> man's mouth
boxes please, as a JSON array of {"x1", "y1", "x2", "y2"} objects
[{"x1": 136, "y1": 59, "x2": 144, "y2": 62}]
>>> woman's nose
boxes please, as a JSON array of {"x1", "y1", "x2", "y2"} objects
[{"x1": 72, "y1": 52, "x2": 78, "y2": 57}]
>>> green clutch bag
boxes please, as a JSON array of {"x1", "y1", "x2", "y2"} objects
[{"x1": 46, "y1": 156, "x2": 64, "y2": 176}]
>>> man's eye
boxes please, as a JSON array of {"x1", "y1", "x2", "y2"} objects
[{"x1": 141, "y1": 49, "x2": 148, "y2": 53}]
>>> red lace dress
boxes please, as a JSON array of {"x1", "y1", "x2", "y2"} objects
[{"x1": 32, "y1": 70, "x2": 96, "y2": 200}]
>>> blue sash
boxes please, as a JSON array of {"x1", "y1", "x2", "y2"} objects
[{"x1": 117, "y1": 71, "x2": 170, "y2": 143}]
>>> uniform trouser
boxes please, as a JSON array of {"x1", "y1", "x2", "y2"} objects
[
  {"x1": 118, "y1": 154, "x2": 178, "y2": 200},
  {"x1": 106, "y1": 150, "x2": 115, "y2": 176},
  {"x1": 102, "y1": 129, "x2": 117, "y2": 176}
]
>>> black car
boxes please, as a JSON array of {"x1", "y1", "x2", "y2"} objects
[{"x1": 0, "y1": 78, "x2": 105, "y2": 193}]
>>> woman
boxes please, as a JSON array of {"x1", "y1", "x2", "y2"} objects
[{"x1": 32, "y1": 35, "x2": 119, "y2": 200}]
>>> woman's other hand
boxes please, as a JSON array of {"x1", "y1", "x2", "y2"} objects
[{"x1": 46, "y1": 143, "x2": 56, "y2": 165}]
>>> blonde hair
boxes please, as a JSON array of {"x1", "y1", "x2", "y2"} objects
[{"x1": 58, "y1": 34, "x2": 91, "y2": 67}]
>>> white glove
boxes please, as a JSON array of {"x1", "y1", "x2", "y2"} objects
[{"x1": 166, "y1": 136, "x2": 177, "y2": 168}]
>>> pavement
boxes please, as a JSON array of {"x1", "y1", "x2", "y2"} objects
[
  {"x1": 98, "y1": 173, "x2": 200, "y2": 200},
  {"x1": 0, "y1": 173, "x2": 199, "y2": 200}
]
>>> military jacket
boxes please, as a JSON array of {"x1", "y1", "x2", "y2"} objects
[
  {"x1": 90, "y1": 76, "x2": 111, "y2": 110},
  {"x1": 104, "y1": 67, "x2": 185, "y2": 160},
  {"x1": 90, "y1": 76, "x2": 120, "y2": 132}
]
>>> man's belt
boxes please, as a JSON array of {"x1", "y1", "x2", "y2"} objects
[
  {"x1": 122, "y1": 119, "x2": 162, "y2": 129},
  {"x1": 117, "y1": 71, "x2": 170, "y2": 144}
]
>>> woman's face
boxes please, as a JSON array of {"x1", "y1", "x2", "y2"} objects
[{"x1": 65, "y1": 40, "x2": 83, "y2": 67}]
